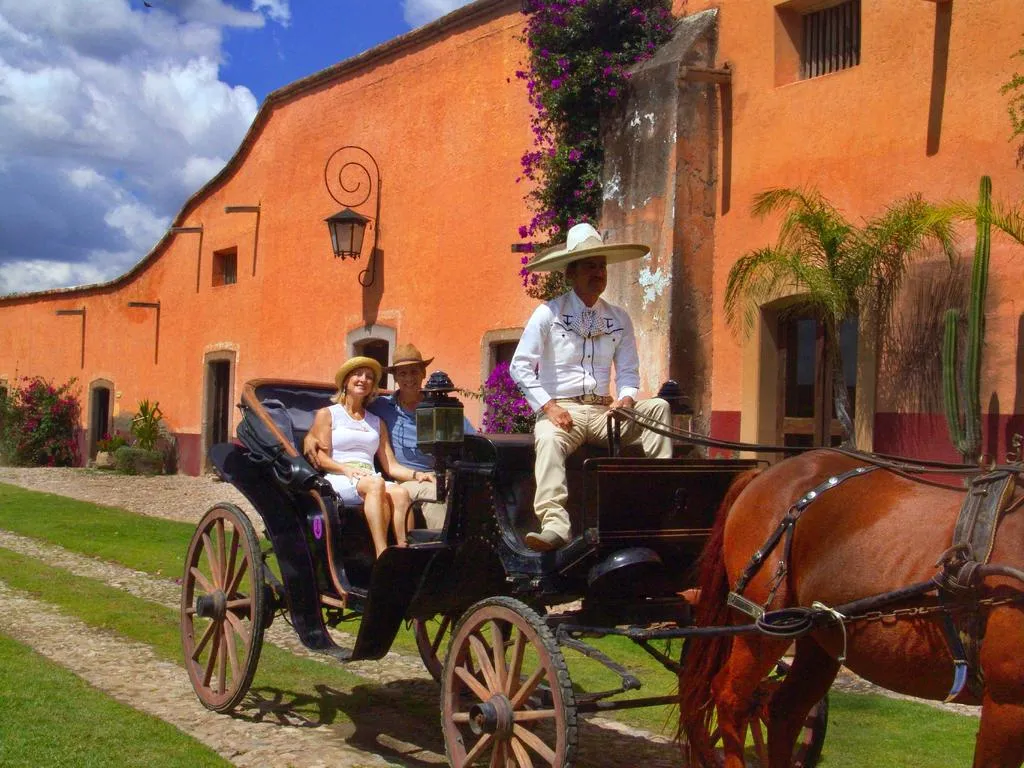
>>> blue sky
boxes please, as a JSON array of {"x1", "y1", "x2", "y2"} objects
[{"x1": 0, "y1": 0, "x2": 475, "y2": 295}]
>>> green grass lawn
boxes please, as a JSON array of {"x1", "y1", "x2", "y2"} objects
[
  {"x1": 0, "y1": 481, "x2": 982, "y2": 765},
  {"x1": 0, "y1": 632, "x2": 230, "y2": 768}
]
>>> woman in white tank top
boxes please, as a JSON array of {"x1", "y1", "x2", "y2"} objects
[{"x1": 306, "y1": 357, "x2": 430, "y2": 557}]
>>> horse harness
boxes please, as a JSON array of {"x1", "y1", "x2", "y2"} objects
[{"x1": 725, "y1": 455, "x2": 1024, "y2": 702}]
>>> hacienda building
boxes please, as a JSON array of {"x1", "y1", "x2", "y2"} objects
[{"x1": 0, "y1": 0, "x2": 1021, "y2": 475}]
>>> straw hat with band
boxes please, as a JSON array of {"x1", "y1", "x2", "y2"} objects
[
  {"x1": 387, "y1": 343, "x2": 434, "y2": 373},
  {"x1": 523, "y1": 222, "x2": 650, "y2": 273},
  {"x1": 333, "y1": 356, "x2": 383, "y2": 401}
]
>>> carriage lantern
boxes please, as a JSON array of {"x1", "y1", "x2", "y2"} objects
[{"x1": 416, "y1": 371, "x2": 465, "y2": 499}]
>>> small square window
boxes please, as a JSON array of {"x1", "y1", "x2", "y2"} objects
[
  {"x1": 801, "y1": 0, "x2": 860, "y2": 80},
  {"x1": 776, "y1": 0, "x2": 860, "y2": 85},
  {"x1": 213, "y1": 248, "x2": 237, "y2": 287}
]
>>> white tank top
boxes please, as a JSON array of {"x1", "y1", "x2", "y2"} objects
[{"x1": 328, "y1": 404, "x2": 381, "y2": 466}]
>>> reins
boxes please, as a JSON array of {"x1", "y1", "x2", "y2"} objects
[{"x1": 605, "y1": 406, "x2": 1024, "y2": 701}]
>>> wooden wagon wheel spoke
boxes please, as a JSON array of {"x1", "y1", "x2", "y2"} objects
[
  {"x1": 469, "y1": 633, "x2": 499, "y2": 691},
  {"x1": 223, "y1": 618, "x2": 241, "y2": 682},
  {"x1": 489, "y1": 740, "x2": 506, "y2": 768},
  {"x1": 490, "y1": 620, "x2": 508, "y2": 693},
  {"x1": 455, "y1": 663, "x2": 493, "y2": 702},
  {"x1": 509, "y1": 735, "x2": 535, "y2": 768},
  {"x1": 463, "y1": 732, "x2": 494, "y2": 765},
  {"x1": 191, "y1": 620, "x2": 216, "y2": 661},
  {"x1": 513, "y1": 724, "x2": 556, "y2": 765},
  {"x1": 202, "y1": 627, "x2": 222, "y2": 687},
  {"x1": 509, "y1": 667, "x2": 545, "y2": 710},
  {"x1": 512, "y1": 709, "x2": 556, "y2": 722},
  {"x1": 224, "y1": 525, "x2": 239, "y2": 591},
  {"x1": 451, "y1": 712, "x2": 472, "y2": 723},
  {"x1": 190, "y1": 566, "x2": 214, "y2": 594},
  {"x1": 223, "y1": 607, "x2": 249, "y2": 644},
  {"x1": 432, "y1": 615, "x2": 453, "y2": 654},
  {"x1": 181, "y1": 503, "x2": 268, "y2": 713},
  {"x1": 201, "y1": 532, "x2": 222, "y2": 587},
  {"x1": 225, "y1": 557, "x2": 249, "y2": 598},
  {"x1": 505, "y1": 630, "x2": 527, "y2": 697},
  {"x1": 215, "y1": 518, "x2": 227, "y2": 588}
]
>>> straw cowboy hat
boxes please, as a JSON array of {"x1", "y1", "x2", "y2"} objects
[
  {"x1": 334, "y1": 356, "x2": 383, "y2": 391},
  {"x1": 523, "y1": 222, "x2": 650, "y2": 273},
  {"x1": 387, "y1": 343, "x2": 434, "y2": 373}
]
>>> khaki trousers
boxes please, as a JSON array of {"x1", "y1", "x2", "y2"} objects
[
  {"x1": 532, "y1": 397, "x2": 672, "y2": 541},
  {"x1": 402, "y1": 477, "x2": 447, "y2": 529}
]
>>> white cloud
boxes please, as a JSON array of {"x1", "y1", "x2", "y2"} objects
[
  {"x1": 253, "y1": 0, "x2": 291, "y2": 27},
  {"x1": 402, "y1": 0, "x2": 475, "y2": 29},
  {"x1": 0, "y1": 0, "x2": 289, "y2": 294}
]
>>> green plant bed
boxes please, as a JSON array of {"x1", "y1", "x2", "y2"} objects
[
  {"x1": 114, "y1": 445, "x2": 164, "y2": 475},
  {"x1": 0, "y1": 632, "x2": 230, "y2": 768}
]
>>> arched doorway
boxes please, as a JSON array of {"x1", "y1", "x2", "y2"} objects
[{"x1": 88, "y1": 379, "x2": 114, "y2": 459}]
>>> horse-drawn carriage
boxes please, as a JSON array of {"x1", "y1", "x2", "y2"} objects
[{"x1": 180, "y1": 377, "x2": 1024, "y2": 767}]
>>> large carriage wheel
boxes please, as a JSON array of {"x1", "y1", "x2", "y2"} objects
[
  {"x1": 708, "y1": 659, "x2": 828, "y2": 767},
  {"x1": 442, "y1": 597, "x2": 578, "y2": 768},
  {"x1": 180, "y1": 503, "x2": 267, "y2": 712},
  {"x1": 414, "y1": 613, "x2": 455, "y2": 683}
]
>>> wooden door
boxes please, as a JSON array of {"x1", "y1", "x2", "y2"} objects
[{"x1": 776, "y1": 313, "x2": 857, "y2": 449}]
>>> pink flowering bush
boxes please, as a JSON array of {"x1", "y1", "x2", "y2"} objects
[
  {"x1": 515, "y1": 0, "x2": 675, "y2": 299},
  {"x1": 0, "y1": 376, "x2": 81, "y2": 467},
  {"x1": 482, "y1": 363, "x2": 535, "y2": 434}
]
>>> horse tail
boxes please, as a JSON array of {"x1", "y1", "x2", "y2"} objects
[{"x1": 678, "y1": 466, "x2": 762, "y2": 765}]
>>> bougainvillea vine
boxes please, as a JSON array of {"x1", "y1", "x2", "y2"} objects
[{"x1": 515, "y1": 0, "x2": 675, "y2": 299}]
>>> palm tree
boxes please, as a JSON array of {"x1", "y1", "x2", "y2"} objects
[
  {"x1": 724, "y1": 187, "x2": 956, "y2": 446},
  {"x1": 935, "y1": 198, "x2": 1024, "y2": 247}
]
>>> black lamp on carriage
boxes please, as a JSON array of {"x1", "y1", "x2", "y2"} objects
[
  {"x1": 416, "y1": 371, "x2": 465, "y2": 500},
  {"x1": 324, "y1": 207, "x2": 369, "y2": 260}
]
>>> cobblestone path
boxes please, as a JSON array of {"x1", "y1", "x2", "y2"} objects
[{"x1": 0, "y1": 529, "x2": 683, "y2": 767}]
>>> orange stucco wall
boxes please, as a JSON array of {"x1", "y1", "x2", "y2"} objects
[
  {"x1": 691, "y1": 0, "x2": 1024, "y2": 417},
  {"x1": 2, "y1": 0, "x2": 1023, "y2": 472},
  {"x1": 0, "y1": 1, "x2": 540, "y2": 471}
]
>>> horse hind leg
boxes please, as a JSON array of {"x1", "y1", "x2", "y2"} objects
[
  {"x1": 711, "y1": 635, "x2": 792, "y2": 768},
  {"x1": 766, "y1": 637, "x2": 840, "y2": 768}
]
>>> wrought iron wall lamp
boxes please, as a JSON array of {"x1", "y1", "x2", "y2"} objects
[
  {"x1": 224, "y1": 204, "x2": 261, "y2": 276},
  {"x1": 170, "y1": 225, "x2": 204, "y2": 293},
  {"x1": 127, "y1": 300, "x2": 161, "y2": 364},
  {"x1": 55, "y1": 308, "x2": 86, "y2": 369},
  {"x1": 323, "y1": 146, "x2": 381, "y2": 287}
]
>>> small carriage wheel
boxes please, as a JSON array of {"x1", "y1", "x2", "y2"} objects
[
  {"x1": 414, "y1": 613, "x2": 455, "y2": 683},
  {"x1": 180, "y1": 503, "x2": 267, "y2": 713},
  {"x1": 441, "y1": 597, "x2": 577, "y2": 768},
  {"x1": 708, "y1": 659, "x2": 828, "y2": 767}
]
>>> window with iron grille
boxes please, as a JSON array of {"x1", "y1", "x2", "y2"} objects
[{"x1": 802, "y1": 0, "x2": 860, "y2": 80}]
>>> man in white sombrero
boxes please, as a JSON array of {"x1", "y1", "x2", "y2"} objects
[{"x1": 510, "y1": 222, "x2": 672, "y2": 552}]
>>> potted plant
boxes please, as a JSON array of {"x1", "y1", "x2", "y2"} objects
[{"x1": 94, "y1": 431, "x2": 127, "y2": 469}]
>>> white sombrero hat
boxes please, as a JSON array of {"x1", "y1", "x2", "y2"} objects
[{"x1": 523, "y1": 222, "x2": 650, "y2": 273}]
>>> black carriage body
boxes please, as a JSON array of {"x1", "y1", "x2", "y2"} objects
[{"x1": 212, "y1": 379, "x2": 757, "y2": 662}]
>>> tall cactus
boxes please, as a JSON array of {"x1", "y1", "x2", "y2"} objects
[{"x1": 942, "y1": 176, "x2": 991, "y2": 463}]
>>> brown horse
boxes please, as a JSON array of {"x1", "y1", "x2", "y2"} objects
[{"x1": 678, "y1": 449, "x2": 1024, "y2": 767}]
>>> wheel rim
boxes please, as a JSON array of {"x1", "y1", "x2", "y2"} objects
[
  {"x1": 414, "y1": 613, "x2": 454, "y2": 683},
  {"x1": 442, "y1": 600, "x2": 576, "y2": 768},
  {"x1": 180, "y1": 504, "x2": 265, "y2": 712}
]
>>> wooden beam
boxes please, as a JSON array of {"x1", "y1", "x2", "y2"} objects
[{"x1": 679, "y1": 65, "x2": 733, "y2": 84}]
